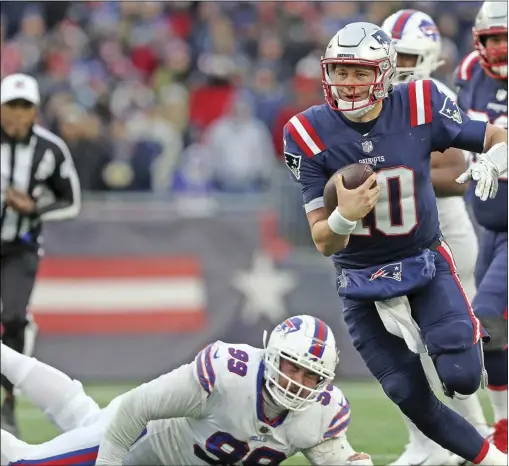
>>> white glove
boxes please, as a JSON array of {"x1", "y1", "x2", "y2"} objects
[{"x1": 456, "y1": 143, "x2": 508, "y2": 201}]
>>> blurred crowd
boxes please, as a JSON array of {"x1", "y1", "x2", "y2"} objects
[{"x1": 1, "y1": 1, "x2": 482, "y2": 193}]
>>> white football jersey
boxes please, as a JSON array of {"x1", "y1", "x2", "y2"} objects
[{"x1": 125, "y1": 341, "x2": 351, "y2": 465}]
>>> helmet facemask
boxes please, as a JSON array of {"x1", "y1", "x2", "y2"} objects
[
  {"x1": 264, "y1": 346, "x2": 332, "y2": 412},
  {"x1": 474, "y1": 29, "x2": 508, "y2": 79},
  {"x1": 321, "y1": 57, "x2": 394, "y2": 118}
]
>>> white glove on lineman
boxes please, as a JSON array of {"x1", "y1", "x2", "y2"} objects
[{"x1": 456, "y1": 142, "x2": 508, "y2": 201}]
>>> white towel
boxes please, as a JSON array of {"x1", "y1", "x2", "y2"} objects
[{"x1": 375, "y1": 296, "x2": 427, "y2": 354}]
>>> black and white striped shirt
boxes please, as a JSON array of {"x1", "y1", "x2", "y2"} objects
[{"x1": 1, "y1": 124, "x2": 81, "y2": 250}]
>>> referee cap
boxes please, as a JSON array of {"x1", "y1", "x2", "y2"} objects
[{"x1": 1, "y1": 73, "x2": 40, "y2": 105}]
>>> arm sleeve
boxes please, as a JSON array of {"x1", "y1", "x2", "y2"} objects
[
  {"x1": 283, "y1": 123, "x2": 328, "y2": 213},
  {"x1": 95, "y1": 362, "x2": 204, "y2": 465},
  {"x1": 302, "y1": 434, "x2": 356, "y2": 465},
  {"x1": 429, "y1": 79, "x2": 487, "y2": 154},
  {"x1": 37, "y1": 142, "x2": 81, "y2": 220}
]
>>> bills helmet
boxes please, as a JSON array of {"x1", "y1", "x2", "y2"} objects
[
  {"x1": 473, "y1": 2, "x2": 508, "y2": 79},
  {"x1": 263, "y1": 315, "x2": 339, "y2": 411},
  {"x1": 382, "y1": 10, "x2": 444, "y2": 82},
  {"x1": 321, "y1": 22, "x2": 397, "y2": 117}
]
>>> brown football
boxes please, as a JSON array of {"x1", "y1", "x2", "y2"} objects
[{"x1": 323, "y1": 163, "x2": 376, "y2": 216}]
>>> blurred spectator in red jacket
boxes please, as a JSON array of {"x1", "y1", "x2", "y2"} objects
[{"x1": 272, "y1": 73, "x2": 323, "y2": 160}]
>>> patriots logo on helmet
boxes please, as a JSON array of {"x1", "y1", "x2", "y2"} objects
[
  {"x1": 418, "y1": 19, "x2": 440, "y2": 42},
  {"x1": 371, "y1": 30, "x2": 392, "y2": 56},
  {"x1": 369, "y1": 262, "x2": 402, "y2": 282},
  {"x1": 439, "y1": 95, "x2": 462, "y2": 125},
  {"x1": 276, "y1": 317, "x2": 303, "y2": 335}
]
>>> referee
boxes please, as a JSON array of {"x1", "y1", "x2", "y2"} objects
[{"x1": 1, "y1": 73, "x2": 81, "y2": 436}]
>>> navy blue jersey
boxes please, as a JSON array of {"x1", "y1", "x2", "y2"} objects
[
  {"x1": 455, "y1": 51, "x2": 508, "y2": 232},
  {"x1": 284, "y1": 80, "x2": 487, "y2": 269}
]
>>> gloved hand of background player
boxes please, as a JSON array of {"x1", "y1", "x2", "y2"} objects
[{"x1": 455, "y1": 154, "x2": 499, "y2": 201}]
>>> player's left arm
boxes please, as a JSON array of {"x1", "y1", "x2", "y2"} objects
[
  {"x1": 303, "y1": 394, "x2": 372, "y2": 465},
  {"x1": 427, "y1": 80, "x2": 507, "y2": 200},
  {"x1": 430, "y1": 148, "x2": 469, "y2": 197},
  {"x1": 482, "y1": 121, "x2": 508, "y2": 153},
  {"x1": 456, "y1": 122, "x2": 507, "y2": 201}
]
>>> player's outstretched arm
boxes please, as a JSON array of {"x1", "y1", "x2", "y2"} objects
[
  {"x1": 95, "y1": 363, "x2": 203, "y2": 465},
  {"x1": 303, "y1": 434, "x2": 373, "y2": 466},
  {"x1": 426, "y1": 79, "x2": 507, "y2": 201},
  {"x1": 455, "y1": 124, "x2": 508, "y2": 200},
  {"x1": 483, "y1": 123, "x2": 508, "y2": 154}
]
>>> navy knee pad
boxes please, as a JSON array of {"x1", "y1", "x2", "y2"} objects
[{"x1": 433, "y1": 344, "x2": 483, "y2": 396}]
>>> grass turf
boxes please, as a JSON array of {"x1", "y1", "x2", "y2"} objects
[{"x1": 12, "y1": 380, "x2": 493, "y2": 465}]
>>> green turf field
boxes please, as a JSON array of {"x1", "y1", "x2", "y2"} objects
[{"x1": 13, "y1": 381, "x2": 493, "y2": 465}]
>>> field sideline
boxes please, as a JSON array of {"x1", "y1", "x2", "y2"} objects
[{"x1": 12, "y1": 381, "x2": 493, "y2": 465}]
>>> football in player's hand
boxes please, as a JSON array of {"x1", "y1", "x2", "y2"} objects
[{"x1": 323, "y1": 163, "x2": 376, "y2": 216}]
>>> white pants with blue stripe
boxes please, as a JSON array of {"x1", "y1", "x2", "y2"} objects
[{"x1": 3, "y1": 394, "x2": 126, "y2": 465}]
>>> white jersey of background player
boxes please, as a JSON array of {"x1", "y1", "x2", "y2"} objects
[
  {"x1": 381, "y1": 9, "x2": 490, "y2": 466},
  {"x1": 0, "y1": 315, "x2": 372, "y2": 466}
]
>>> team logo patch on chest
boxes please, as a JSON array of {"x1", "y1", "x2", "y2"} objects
[{"x1": 284, "y1": 153, "x2": 302, "y2": 180}]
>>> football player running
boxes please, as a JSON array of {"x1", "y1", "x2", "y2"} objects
[
  {"x1": 283, "y1": 21, "x2": 507, "y2": 466},
  {"x1": 0, "y1": 316, "x2": 373, "y2": 466},
  {"x1": 455, "y1": 1, "x2": 508, "y2": 455},
  {"x1": 380, "y1": 9, "x2": 490, "y2": 466}
]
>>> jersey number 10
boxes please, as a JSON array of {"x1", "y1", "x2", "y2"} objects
[{"x1": 352, "y1": 167, "x2": 418, "y2": 236}]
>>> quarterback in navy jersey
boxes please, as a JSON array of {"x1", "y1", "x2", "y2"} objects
[
  {"x1": 455, "y1": 1, "x2": 508, "y2": 454},
  {"x1": 284, "y1": 21, "x2": 508, "y2": 466},
  {"x1": 379, "y1": 9, "x2": 490, "y2": 466}
]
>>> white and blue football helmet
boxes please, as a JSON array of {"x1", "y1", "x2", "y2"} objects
[
  {"x1": 382, "y1": 9, "x2": 445, "y2": 83},
  {"x1": 263, "y1": 315, "x2": 339, "y2": 411}
]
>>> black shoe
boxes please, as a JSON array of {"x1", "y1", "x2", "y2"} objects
[{"x1": 1, "y1": 398, "x2": 19, "y2": 438}]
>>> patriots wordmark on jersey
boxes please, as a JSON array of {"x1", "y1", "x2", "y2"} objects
[
  {"x1": 456, "y1": 50, "x2": 508, "y2": 232},
  {"x1": 283, "y1": 79, "x2": 487, "y2": 270}
]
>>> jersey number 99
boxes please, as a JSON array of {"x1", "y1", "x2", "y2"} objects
[
  {"x1": 352, "y1": 167, "x2": 418, "y2": 236},
  {"x1": 227, "y1": 347, "x2": 249, "y2": 377},
  {"x1": 194, "y1": 431, "x2": 287, "y2": 465}
]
